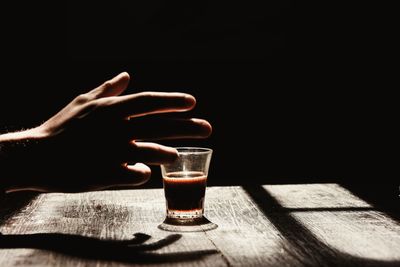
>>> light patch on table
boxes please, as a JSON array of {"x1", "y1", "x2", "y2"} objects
[
  {"x1": 262, "y1": 183, "x2": 372, "y2": 209},
  {"x1": 261, "y1": 184, "x2": 400, "y2": 261},
  {"x1": 205, "y1": 186, "x2": 296, "y2": 266}
]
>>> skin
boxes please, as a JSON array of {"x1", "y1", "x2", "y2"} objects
[{"x1": 0, "y1": 72, "x2": 212, "y2": 192}]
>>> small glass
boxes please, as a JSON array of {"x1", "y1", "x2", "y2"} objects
[{"x1": 158, "y1": 147, "x2": 217, "y2": 232}]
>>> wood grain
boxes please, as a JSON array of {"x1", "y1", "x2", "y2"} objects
[{"x1": 0, "y1": 184, "x2": 399, "y2": 266}]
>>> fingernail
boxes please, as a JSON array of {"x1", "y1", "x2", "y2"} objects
[
  {"x1": 167, "y1": 147, "x2": 179, "y2": 161},
  {"x1": 184, "y1": 94, "x2": 196, "y2": 107},
  {"x1": 192, "y1": 119, "x2": 213, "y2": 137}
]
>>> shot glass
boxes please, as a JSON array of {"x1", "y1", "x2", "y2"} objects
[{"x1": 158, "y1": 147, "x2": 217, "y2": 232}]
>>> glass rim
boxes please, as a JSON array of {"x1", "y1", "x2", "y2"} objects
[{"x1": 174, "y1": 147, "x2": 213, "y2": 154}]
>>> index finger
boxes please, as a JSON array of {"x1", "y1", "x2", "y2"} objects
[{"x1": 100, "y1": 92, "x2": 196, "y2": 119}]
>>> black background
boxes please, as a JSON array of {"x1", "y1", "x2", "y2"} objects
[{"x1": 1, "y1": 2, "x2": 396, "y2": 195}]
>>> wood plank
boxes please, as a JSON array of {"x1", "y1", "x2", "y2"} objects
[
  {"x1": 261, "y1": 184, "x2": 400, "y2": 261},
  {"x1": 240, "y1": 184, "x2": 400, "y2": 266},
  {"x1": 205, "y1": 186, "x2": 300, "y2": 267},
  {"x1": 0, "y1": 189, "x2": 225, "y2": 267},
  {"x1": 0, "y1": 184, "x2": 399, "y2": 266}
]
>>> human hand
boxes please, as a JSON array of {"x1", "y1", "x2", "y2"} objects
[{"x1": 2, "y1": 72, "x2": 211, "y2": 192}]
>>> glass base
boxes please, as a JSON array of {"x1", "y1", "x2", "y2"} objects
[
  {"x1": 158, "y1": 216, "x2": 218, "y2": 232},
  {"x1": 167, "y1": 208, "x2": 203, "y2": 220}
]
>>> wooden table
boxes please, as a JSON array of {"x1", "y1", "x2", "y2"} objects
[{"x1": 1, "y1": 184, "x2": 399, "y2": 266}]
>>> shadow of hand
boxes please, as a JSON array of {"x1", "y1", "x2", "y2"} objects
[{"x1": 0, "y1": 232, "x2": 217, "y2": 263}]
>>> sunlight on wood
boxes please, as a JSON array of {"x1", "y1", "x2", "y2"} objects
[{"x1": 1, "y1": 184, "x2": 399, "y2": 266}]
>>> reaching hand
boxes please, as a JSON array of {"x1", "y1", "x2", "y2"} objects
[{"x1": 0, "y1": 72, "x2": 211, "y2": 192}]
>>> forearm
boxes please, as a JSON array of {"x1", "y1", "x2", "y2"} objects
[{"x1": 0, "y1": 126, "x2": 47, "y2": 142}]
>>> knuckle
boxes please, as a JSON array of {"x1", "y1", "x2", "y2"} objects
[
  {"x1": 102, "y1": 81, "x2": 113, "y2": 91},
  {"x1": 74, "y1": 93, "x2": 91, "y2": 104}
]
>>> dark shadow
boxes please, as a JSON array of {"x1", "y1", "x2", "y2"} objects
[
  {"x1": 341, "y1": 183, "x2": 400, "y2": 223},
  {"x1": 0, "y1": 232, "x2": 218, "y2": 264},
  {"x1": 275, "y1": 207, "x2": 376, "y2": 212},
  {"x1": 0, "y1": 191, "x2": 40, "y2": 225},
  {"x1": 243, "y1": 185, "x2": 400, "y2": 267}
]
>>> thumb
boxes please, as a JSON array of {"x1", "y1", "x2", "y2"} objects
[{"x1": 90, "y1": 72, "x2": 131, "y2": 99}]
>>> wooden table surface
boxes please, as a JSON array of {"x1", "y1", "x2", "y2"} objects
[{"x1": 0, "y1": 183, "x2": 399, "y2": 266}]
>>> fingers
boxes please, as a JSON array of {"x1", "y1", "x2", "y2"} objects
[
  {"x1": 125, "y1": 118, "x2": 212, "y2": 141},
  {"x1": 89, "y1": 72, "x2": 131, "y2": 99},
  {"x1": 85, "y1": 74, "x2": 197, "y2": 120},
  {"x1": 124, "y1": 142, "x2": 178, "y2": 165},
  {"x1": 102, "y1": 92, "x2": 196, "y2": 119},
  {"x1": 93, "y1": 163, "x2": 152, "y2": 190},
  {"x1": 124, "y1": 163, "x2": 151, "y2": 183},
  {"x1": 129, "y1": 142, "x2": 178, "y2": 165}
]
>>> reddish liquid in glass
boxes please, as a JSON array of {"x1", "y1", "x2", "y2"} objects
[{"x1": 163, "y1": 171, "x2": 207, "y2": 212}]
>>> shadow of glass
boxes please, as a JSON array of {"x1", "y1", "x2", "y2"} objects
[
  {"x1": 0, "y1": 232, "x2": 218, "y2": 264},
  {"x1": 243, "y1": 185, "x2": 400, "y2": 267},
  {"x1": 159, "y1": 216, "x2": 218, "y2": 232}
]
